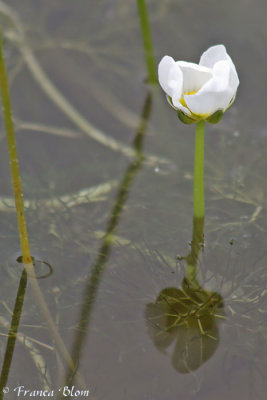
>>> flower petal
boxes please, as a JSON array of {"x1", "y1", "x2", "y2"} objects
[
  {"x1": 158, "y1": 56, "x2": 183, "y2": 99},
  {"x1": 177, "y1": 61, "x2": 212, "y2": 94},
  {"x1": 184, "y1": 60, "x2": 237, "y2": 116},
  {"x1": 175, "y1": 101, "x2": 192, "y2": 115},
  {"x1": 199, "y1": 44, "x2": 228, "y2": 68},
  {"x1": 166, "y1": 95, "x2": 190, "y2": 115},
  {"x1": 227, "y1": 57, "x2": 239, "y2": 93},
  {"x1": 200, "y1": 44, "x2": 239, "y2": 94},
  {"x1": 158, "y1": 45, "x2": 239, "y2": 119}
]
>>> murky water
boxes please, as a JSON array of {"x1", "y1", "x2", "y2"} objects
[{"x1": 0, "y1": 1, "x2": 266, "y2": 399}]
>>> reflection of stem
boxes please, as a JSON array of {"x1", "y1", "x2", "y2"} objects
[
  {"x1": 137, "y1": 0, "x2": 157, "y2": 84},
  {"x1": 64, "y1": 92, "x2": 152, "y2": 387},
  {"x1": 194, "y1": 121, "x2": 205, "y2": 219},
  {"x1": 0, "y1": 270, "x2": 27, "y2": 397}
]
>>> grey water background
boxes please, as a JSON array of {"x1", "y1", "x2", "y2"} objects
[{"x1": 0, "y1": 0, "x2": 266, "y2": 399}]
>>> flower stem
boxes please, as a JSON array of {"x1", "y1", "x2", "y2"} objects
[
  {"x1": 186, "y1": 216, "x2": 204, "y2": 285},
  {"x1": 194, "y1": 120, "x2": 205, "y2": 219},
  {"x1": 136, "y1": 0, "x2": 157, "y2": 84},
  {"x1": 0, "y1": 30, "x2": 32, "y2": 264}
]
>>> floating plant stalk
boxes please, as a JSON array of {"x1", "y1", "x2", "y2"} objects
[
  {"x1": 63, "y1": 92, "x2": 152, "y2": 389},
  {"x1": 0, "y1": 29, "x2": 84, "y2": 387},
  {"x1": 0, "y1": 30, "x2": 32, "y2": 265},
  {"x1": 0, "y1": 270, "x2": 27, "y2": 398},
  {"x1": 137, "y1": 0, "x2": 157, "y2": 83}
]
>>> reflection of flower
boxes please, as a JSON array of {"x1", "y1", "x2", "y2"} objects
[{"x1": 158, "y1": 45, "x2": 239, "y2": 123}]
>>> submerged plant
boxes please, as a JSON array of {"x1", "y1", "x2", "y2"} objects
[
  {"x1": 146, "y1": 283, "x2": 224, "y2": 373},
  {"x1": 145, "y1": 216, "x2": 225, "y2": 373}
]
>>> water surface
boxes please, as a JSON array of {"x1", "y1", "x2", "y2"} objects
[{"x1": 0, "y1": 1, "x2": 266, "y2": 399}]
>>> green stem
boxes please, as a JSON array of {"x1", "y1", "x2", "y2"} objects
[
  {"x1": 185, "y1": 121, "x2": 205, "y2": 284},
  {"x1": 0, "y1": 270, "x2": 27, "y2": 398},
  {"x1": 0, "y1": 30, "x2": 32, "y2": 264},
  {"x1": 0, "y1": 30, "x2": 84, "y2": 388},
  {"x1": 186, "y1": 217, "x2": 204, "y2": 284},
  {"x1": 194, "y1": 120, "x2": 205, "y2": 219},
  {"x1": 136, "y1": 0, "x2": 157, "y2": 84}
]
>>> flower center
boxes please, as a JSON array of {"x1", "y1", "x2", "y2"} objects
[{"x1": 180, "y1": 91, "x2": 197, "y2": 108}]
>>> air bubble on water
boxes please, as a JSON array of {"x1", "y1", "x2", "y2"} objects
[{"x1": 184, "y1": 172, "x2": 193, "y2": 180}]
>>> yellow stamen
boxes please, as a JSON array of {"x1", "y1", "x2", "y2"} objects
[
  {"x1": 185, "y1": 91, "x2": 198, "y2": 96},
  {"x1": 179, "y1": 90, "x2": 210, "y2": 120},
  {"x1": 180, "y1": 91, "x2": 197, "y2": 108}
]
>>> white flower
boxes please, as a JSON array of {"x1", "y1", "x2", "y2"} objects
[{"x1": 158, "y1": 45, "x2": 239, "y2": 123}]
